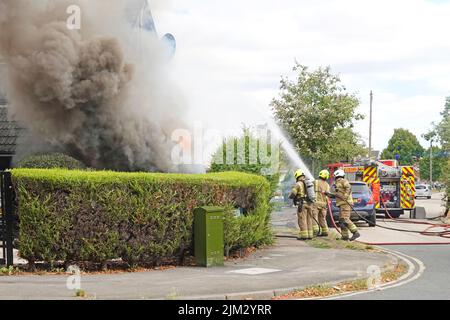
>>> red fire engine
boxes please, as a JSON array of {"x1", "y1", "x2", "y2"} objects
[{"x1": 327, "y1": 160, "x2": 416, "y2": 218}]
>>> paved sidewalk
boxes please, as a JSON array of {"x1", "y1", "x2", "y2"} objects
[{"x1": 0, "y1": 238, "x2": 397, "y2": 300}]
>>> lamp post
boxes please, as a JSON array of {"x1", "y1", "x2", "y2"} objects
[
  {"x1": 430, "y1": 138, "x2": 433, "y2": 188},
  {"x1": 368, "y1": 91, "x2": 373, "y2": 160}
]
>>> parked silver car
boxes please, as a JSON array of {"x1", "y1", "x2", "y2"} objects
[{"x1": 415, "y1": 184, "x2": 432, "y2": 199}]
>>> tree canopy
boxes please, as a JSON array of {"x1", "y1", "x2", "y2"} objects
[
  {"x1": 271, "y1": 63, "x2": 364, "y2": 170},
  {"x1": 436, "y1": 97, "x2": 450, "y2": 150},
  {"x1": 419, "y1": 146, "x2": 447, "y2": 182},
  {"x1": 381, "y1": 128, "x2": 424, "y2": 165},
  {"x1": 425, "y1": 97, "x2": 450, "y2": 217},
  {"x1": 209, "y1": 127, "x2": 280, "y2": 195}
]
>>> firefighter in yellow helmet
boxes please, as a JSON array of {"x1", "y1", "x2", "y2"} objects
[
  {"x1": 289, "y1": 169, "x2": 314, "y2": 240},
  {"x1": 312, "y1": 170, "x2": 331, "y2": 237},
  {"x1": 326, "y1": 169, "x2": 360, "y2": 241}
]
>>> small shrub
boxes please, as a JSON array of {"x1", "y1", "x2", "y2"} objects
[
  {"x1": 0, "y1": 266, "x2": 20, "y2": 276},
  {"x1": 209, "y1": 128, "x2": 281, "y2": 198},
  {"x1": 17, "y1": 153, "x2": 86, "y2": 170}
]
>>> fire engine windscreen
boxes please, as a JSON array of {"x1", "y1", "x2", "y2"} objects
[{"x1": 0, "y1": 0, "x2": 186, "y2": 172}]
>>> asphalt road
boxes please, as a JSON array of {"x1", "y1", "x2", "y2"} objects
[
  {"x1": 414, "y1": 192, "x2": 446, "y2": 218},
  {"x1": 343, "y1": 192, "x2": 450, "y2": 300},
  {"x1": 342, "y1": 245, "x2": 450, "y2": 300},
  {"x1": 272, "y1": 192, "x2": 450, "y2": 300}
]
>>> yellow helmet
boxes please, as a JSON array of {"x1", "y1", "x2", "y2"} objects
[
  {"x1": 319, "y1": 170, "x2": 330, "y2": 180},
  {"x1": 294, "y1": 169, "x2": 305, "y2": 180}
]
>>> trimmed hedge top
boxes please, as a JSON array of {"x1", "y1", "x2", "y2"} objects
[
  {"x1": 12, "y1": 169, "x2": 273, "y2": 267},
  {"x1": 17, "y1": 153, "x2": 86, "y2": 170},
  {"x1": 12, "y1": 169, "x2": 267, "y2": 186}
]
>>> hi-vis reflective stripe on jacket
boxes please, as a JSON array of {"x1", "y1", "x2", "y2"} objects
[{"x1": 314, "y1": 179, "x2": 330, "y2": 208}]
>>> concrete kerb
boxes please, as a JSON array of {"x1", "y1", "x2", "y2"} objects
[
  {"x1": 322, "y1": 246, "x2": 425, "y2": 300},
  {"x1": 172, "y1": 246, "x2": 419, "y2": 301}
]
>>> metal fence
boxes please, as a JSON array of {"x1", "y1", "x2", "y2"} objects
[{"x1": 0, "y1": 171, "x2": 14, "y2": 267}]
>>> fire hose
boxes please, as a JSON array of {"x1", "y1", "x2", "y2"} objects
[
  {"x1": 327, "y1": 193, "x2": 450, "y2": 245},
  {"x1": 378, "y1": 200, "x2": 450, "y2": 239},
  {"x1": 276, "y1": 194, "x2": 450, "y2": 244}
]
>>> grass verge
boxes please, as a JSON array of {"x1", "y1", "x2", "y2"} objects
[
  {"x1": 273, "y1": 263, "x2": 408, "y2": 300},
  {"x1": 306, "y1": 233, "x2": 377, "y2": 252},
  {"x1": 0, "y1": 266, "x2": 21, "y2": 276}
]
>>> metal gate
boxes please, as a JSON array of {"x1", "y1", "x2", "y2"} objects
[{"x1": 0, "y1": 171, "x2": 14, "y2": 267}]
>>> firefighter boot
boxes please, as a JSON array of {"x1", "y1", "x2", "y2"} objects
[
  {"x1": 338, "y1": 219, "x2": 350, "y2": 240},
  {"x1": 350, "y1": 231, "x2": 361, "y2": 241}
]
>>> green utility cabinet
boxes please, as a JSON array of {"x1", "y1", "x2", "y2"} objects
[{"x1": 194, "y1": 206, "x2": 224, "y2": 267}]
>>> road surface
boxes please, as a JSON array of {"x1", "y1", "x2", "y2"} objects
[
  {"x1": 340, "y1": 244, "x2": 449, "y2": 300},
  {"x1": 273, "y1": 192, "x2": 450, "y2": 300},
  {"x1": 343, "y1": 192, "x2": 450, "y2": 300}
]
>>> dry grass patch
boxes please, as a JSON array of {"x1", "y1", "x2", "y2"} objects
[
  {"x1": 273, "y1": 262, "x2": 408, "y2": 300},
  {"x1": 306, "y1": 234, "x2": 377, "y2": 252}
]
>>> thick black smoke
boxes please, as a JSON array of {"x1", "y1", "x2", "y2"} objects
[{"x1": 0, "y1": 0, "x2": 184, "y2": 172}]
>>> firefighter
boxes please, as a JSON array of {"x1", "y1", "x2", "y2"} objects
[
  {"x1": 289, "y1": 169, "x2": 314, "y2": 240},
  {"x1": 312, "y1": 170, "x2": 330, "y2": 237},
  {"x1": 326, "y1": 169, "x2": 360, "y2": 241}
]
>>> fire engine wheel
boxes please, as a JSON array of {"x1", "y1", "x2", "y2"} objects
[
  {"x1": 367, "y1": 211, "x2": 377, "y2": 227},
  {"x1": 385, "y1": 210, "x2": 402, "y2": 219}
]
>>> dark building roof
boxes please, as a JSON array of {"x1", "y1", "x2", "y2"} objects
[{"x1": 0, "y1": 104, "x2": 23, "y2": 155}]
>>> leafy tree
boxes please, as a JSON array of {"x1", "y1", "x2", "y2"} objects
[
  {"x1": 271, "y1": 63, "x2": 364, "y2": 169},
  {"x1": 209, "y1": 128, "x2": 280, "y2": 196},
  {"x1": 381, "y1": 129, "x2": 424, "y2": 165},
  {"x1": 427, "y1": 97, "x2": 450, "y2": 218},
  {"x1": 319, "y1": 128, "x2": 366, "y2": 163},
  {"x1": 437, "y1": 97, "x2": 450, "y2": 150},
  {"x1": 419, "y1": 146, "x2": 447, "y2": 182}
]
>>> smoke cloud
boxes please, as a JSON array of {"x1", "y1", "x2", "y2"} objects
[{"x1": 0, "y1": 0, "x2": 185, "y2": 172}]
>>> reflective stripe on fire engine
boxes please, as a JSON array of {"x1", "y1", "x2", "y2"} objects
[
  {"x1": 400, "y1": 167, "x2": 415, "y2": 209},
  {"x1": 401, "y1": 189, "x2": 411, "y2": 208},
  {"x1": 402, "y1": 166, "x2": 414, "y2": 176},
  {"x1": 400, "y1": 180, "x2": 409, "y2": 208},
  {"x1": 363, "y1": 167, "x2": 377, "y2": 183}
]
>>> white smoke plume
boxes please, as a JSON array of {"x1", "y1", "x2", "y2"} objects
[{"x1": 0, "y1": 0, "x2": 185, "y2": 172}]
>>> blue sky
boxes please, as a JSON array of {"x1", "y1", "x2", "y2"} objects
[{"x1": 153, "y1": 0, "x2": 450, "y2": 152}]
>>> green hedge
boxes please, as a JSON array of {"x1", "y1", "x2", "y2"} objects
[
  {"x1": 12, "y1": 169, "x2": 273, "y2": 267},
  {"x1": 17, "y1": 153, "x2": 86, "y2": 170}
]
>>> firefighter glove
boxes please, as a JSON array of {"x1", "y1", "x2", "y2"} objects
[{"x1": 325, "y1": 192, "x2": 335, "y2": 199}]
